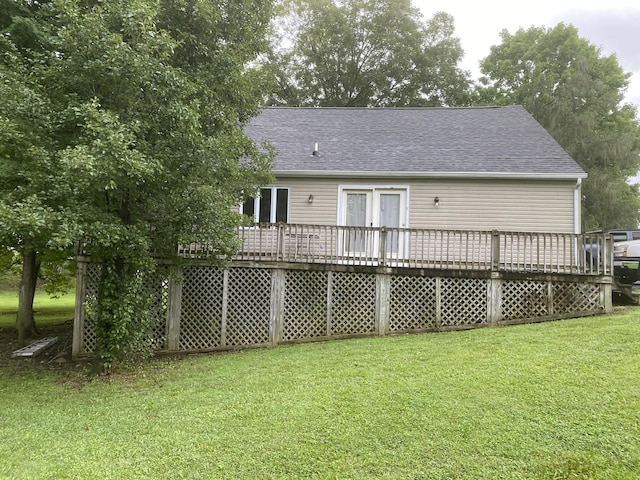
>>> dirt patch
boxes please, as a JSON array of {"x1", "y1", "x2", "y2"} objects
[{"x1": 0, "y1": 321, "x2": 88, "y2": 373}]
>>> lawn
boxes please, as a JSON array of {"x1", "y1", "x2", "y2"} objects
[
  {"x1": 1, "y1": 309, "x2": 640, "y2": 479},
  {"x1": 0, "y1": 289, "x2": 76, "y2": 328}
]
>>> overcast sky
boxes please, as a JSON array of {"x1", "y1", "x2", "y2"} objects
[{"x1": 414, "y1": 0, "x2": 640, "y2": 107}]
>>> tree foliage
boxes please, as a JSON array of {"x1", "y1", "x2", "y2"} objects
[
  {"x1": 0, "y1": 0, "x2": 75, "y2": 342},
  {"x1": 1, "y1": 0, "x2": 275, "y2": 368},
  {"x1": 266, "y1": 0, "x2": 471, "y2": 107},
  {"x1": 476, "y1": 23, "x2": 640, "y2": 230}
]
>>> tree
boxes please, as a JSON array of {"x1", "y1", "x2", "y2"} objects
[
  {"x1": 0, "y1": 0, "x2": 77, "y2": 345},
  {"x1": 1, "y1": 0, "x2": 275, "y2": 368},
  {"x1": 475, "y1": 23, "x2": 640, "y2": 230},
  {"x1": 266, "y1": 0, "x2": 471, "y2": 107}
]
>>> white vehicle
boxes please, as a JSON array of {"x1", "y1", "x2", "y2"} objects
[
  {"x1": 613, "y1": 239, "x2": 640, "y2": 285},
  {"x1": 584, "y1": 229, "x2": 640, "y2": 264}
]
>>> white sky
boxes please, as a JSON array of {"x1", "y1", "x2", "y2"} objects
[{"x1": 414, "y1": 0, "x2": 640, "y2": 108}]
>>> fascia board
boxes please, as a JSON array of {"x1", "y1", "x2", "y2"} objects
[{"x1": 273, "y1": 170, "x2": 588, "y2": 180}]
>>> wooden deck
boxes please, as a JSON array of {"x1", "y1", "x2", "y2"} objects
[{"x1": 72, "y1": 225, "x2": 614, "y2": 358}]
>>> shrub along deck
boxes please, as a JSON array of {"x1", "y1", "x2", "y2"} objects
[{"x1": 73, "y1": 225, "x2": 613, "y2": 358}]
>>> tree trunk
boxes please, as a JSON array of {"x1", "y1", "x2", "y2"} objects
[{"x1": 16, "y1": 250, "x2": 39, "y2": 346}]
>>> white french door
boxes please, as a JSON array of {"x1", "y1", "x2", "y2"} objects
[{"x1": 341, "y1": 188, "x2": 407, "y2": 258}]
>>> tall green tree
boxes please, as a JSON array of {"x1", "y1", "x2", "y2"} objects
[
  {"x1": 266, "y1": 0, "x2": 471, "y2": 107},
  {"x1": 0, "y1": 0, "x2": 76, "y2": 344},
  {"x1": 1, "y1": 0, "x2": 275, "y2": 367},
  {"x1": 475, "y1": 23, "x2": 640, "y2": 230}
]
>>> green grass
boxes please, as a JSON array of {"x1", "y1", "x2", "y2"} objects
[
  {"x1": 0, "y1": 289, "x2": 75, "y2": 328},
  {"x1": 2, "y1": 310, "x2": 640, "y2": 479}
]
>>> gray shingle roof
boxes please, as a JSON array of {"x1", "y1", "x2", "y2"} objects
[{"x1": 245, "y1": 105, "x2": 586, "y2": 179}]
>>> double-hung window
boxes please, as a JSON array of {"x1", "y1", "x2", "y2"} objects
[{"x1": 242, "y1": 187, "x2": 289, "y2": 223}]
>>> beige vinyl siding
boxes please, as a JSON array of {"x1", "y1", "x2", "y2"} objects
[
  {"x1": 410, "y1": 179, "x2": 576, "y2": 233},
  {"x1": 271, "y1": 176, "x2": 578, "y2": 233},
  {"x1": 271, "y1": 177, "x2": 340, "y2": 225}
]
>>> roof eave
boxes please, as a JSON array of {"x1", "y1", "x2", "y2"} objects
[{"x1": 273, "y1": 170, "x2": 588, "y2": 180}]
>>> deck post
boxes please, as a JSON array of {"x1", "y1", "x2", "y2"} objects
[
  {"x1": 379, "y1": 228, "x2": 387, "y2": 267},
  {"x1": 166, "y1": 264, "x2": 183, "y2": 351},
  {"x1": 326, "y1": 271, "x2": 333, "y2": 336},
  {"x1": 434, "y1": 277, "x2": 442, "y2": 329},
  {"x1": 376, "y1": 272, "x2": 391, "y2": 335},
  {"x1": 71, "y1": 258, "x2": 88, "y2": 359},
  {"x1": 270, "y1": 268, "x2": 285, "y2": 345},
  {"x1": 487, "y1": 272, "x2": 502, "y2": 326},
  {"x1": 277, "y1": 223, "x2": 285, "y2": 261},
  {"x1": 491, "y1": 231, "x2": 501, "y2": 271},
  {"x1": 603, "y1": 236, "x2": 614, "y2": 276},
  {"x1": 602, "y1": 281, "x2": 613, "y2": 313},
  {"x1": 220, "y1": 269, "x2": 229, "y2": 347}
]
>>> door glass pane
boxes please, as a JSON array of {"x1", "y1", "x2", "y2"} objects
[
  {"x1": 259, "y1": 188, "x2": 272, "y2": 223},
  {"x1": 346, "y1": 193, "x2": 367, "y2": 252},
  {"x1": 379, "y1": 194, "x2": 400, "y2": 228},
  {"x1": 379, "y1": 194, "x2": 400, "y2": 254},
  {"x1": 346, "y1": 194, "x2": 367, "y2": 227}
]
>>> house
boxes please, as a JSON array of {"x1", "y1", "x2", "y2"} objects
[
  {"x1": 73, "y1": 106, "x2": 611, "y2": 358},
  {"x1": 244, "y1": 106, "x2": 586, "y2": 234}
]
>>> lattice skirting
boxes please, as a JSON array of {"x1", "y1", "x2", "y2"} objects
[
  {"x1": 283, "y1": 270, "x2": 328, "y2": 341},
  {"x1": 500, "y1": 279, "x2": 602, "y2": 322},
  {"x1": 73, "y1": 262, "x2": 611, "y2": 356},
  {"x1": 389, "y1": 276, "x2": 438, "y2": 331},
  {"x1": 179, "y1": 266, "x2": 224, "y2": 350}
]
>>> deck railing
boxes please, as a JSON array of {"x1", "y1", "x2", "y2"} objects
[{"x1": 178, "y1": 223, "x2": 613, "y2": 276}]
